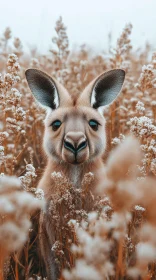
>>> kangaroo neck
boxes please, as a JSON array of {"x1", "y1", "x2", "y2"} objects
[
  {"x1": 46, "y1": 158, "x2": 102, "y2": 188},
  {"x1": 49, "y1": 160, "x2": 88, "y2": 188}
]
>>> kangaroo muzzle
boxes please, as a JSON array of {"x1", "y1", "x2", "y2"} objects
[
  {"x1": 64, "y1": 132, "x2": 87, "y2": 154},
  {"x1": 63, "y1": 132, "x2": 89, "y2": 164}
]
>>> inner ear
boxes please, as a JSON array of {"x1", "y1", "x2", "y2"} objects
[
  {"x1": 25, "y1": 69, "x2": 59, "y2": 109},
  {"x1": 91, "y1": 69, "x2": 125, "y2": 109}
]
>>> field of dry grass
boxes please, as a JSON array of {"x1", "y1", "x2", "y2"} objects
[{"x1": 0, "y1": 17, "x2": 156, "y2": 279}]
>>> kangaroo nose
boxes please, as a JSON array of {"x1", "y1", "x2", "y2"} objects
[{"x1": 64, "y1": 132, "x2": 87, "y2": 154}]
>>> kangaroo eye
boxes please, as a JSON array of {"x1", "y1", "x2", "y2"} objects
[
  {"x1": 89, "y1": 120, "x2": 99, "y2": 131},
  {"x1": 52, "y1": 120, "x2": 62, "y2": 131}
]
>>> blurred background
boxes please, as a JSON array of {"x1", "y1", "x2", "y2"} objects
[{"x1": 0, "y1": 0, "x2": 155, "y2": 53}]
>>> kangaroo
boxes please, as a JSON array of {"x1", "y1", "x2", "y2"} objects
[{"x1": 25, "y1": 68, "x2": 125, "y2": 279}]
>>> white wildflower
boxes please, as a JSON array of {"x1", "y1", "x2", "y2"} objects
[
  {"x1": 35, "y1": 188, "x2": 44, "y2": 200},
  {"x1": 16, "y1": 107, "x2": 26, "y2": 120},
  {"x1": 20, "y1": 164, "x2": 36, "y2": 191},
  {"x1": 0, "y1": 146, "x2": 4, "y2": 152},
  {"x1": 130, "y1": 116, "x2": 156, "y2": 138},
  {"x1": 135, "y1": 205, "x2": 145, "y2": 212},
  {"x1": 137, "y1": 242, "x2": 156, "y2": 263},
  {"x1": 0, "y1": 175, "x2": 43, "y2": 255},
  {"x1": 111, "y1": 134, "x2": 125, "y2": 146},
  {"x1": 136, "y1": 101, "x2": 145, "y2": 114},
  {"x1": 51, "y1": 171, "x2": 63, "y2": 179},
  {"x1": 88, "y1": 211, "x2": 98, "y2": 223}
]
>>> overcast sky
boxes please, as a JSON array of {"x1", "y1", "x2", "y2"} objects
[{"x1": 0, "y1": 0, "x2": 156, "y2": 53}]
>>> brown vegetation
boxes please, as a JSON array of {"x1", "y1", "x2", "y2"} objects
[{"x1": 0, "y1": 17, "x2": 156, "y2": 279}]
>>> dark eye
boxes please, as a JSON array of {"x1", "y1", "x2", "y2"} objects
[
  {"x1": 89, "y1": 119, "x2": 99, "y2": 131},
  {"x1": 52, "y1": 120, "x2": 62, "y2": 131}
]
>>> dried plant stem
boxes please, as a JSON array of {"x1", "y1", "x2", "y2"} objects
[
  {"x1": 0, "y1": 248, "x2": 5, "y2": 280},
  {"x1": 116, "y1": 237, "x2": 125, "y2": 279},
  {"x1": 15, "y1": 257, "x2": 19, "y2": 280}
]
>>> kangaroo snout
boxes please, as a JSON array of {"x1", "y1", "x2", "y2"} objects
[{"x1": 64, "y1": 132, "x2": 87, "y2": 154}]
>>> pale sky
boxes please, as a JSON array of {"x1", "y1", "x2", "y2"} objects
[{"x1": 0, "y1": 0, "x2": 156, "y2": 53}]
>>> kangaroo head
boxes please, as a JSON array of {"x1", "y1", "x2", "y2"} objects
[{"x1": 25, "y1": 69, "x2": 125, "y2": 165}]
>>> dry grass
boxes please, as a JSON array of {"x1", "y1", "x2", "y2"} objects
[{"x1": 0, "y1": 17, "x2": 156, "y2": 279}]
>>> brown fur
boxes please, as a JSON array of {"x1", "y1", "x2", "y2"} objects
[{"x1": 25, "y1": 68, "x2": 125, "y2": 279}]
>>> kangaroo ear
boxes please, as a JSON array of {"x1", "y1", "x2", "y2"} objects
[
  {"x1": 91, "y1": 69, "x2": 125, "y2": 109},
  {"x1": 25, "y1": 69, "x2": 59, "y2": 109}
]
